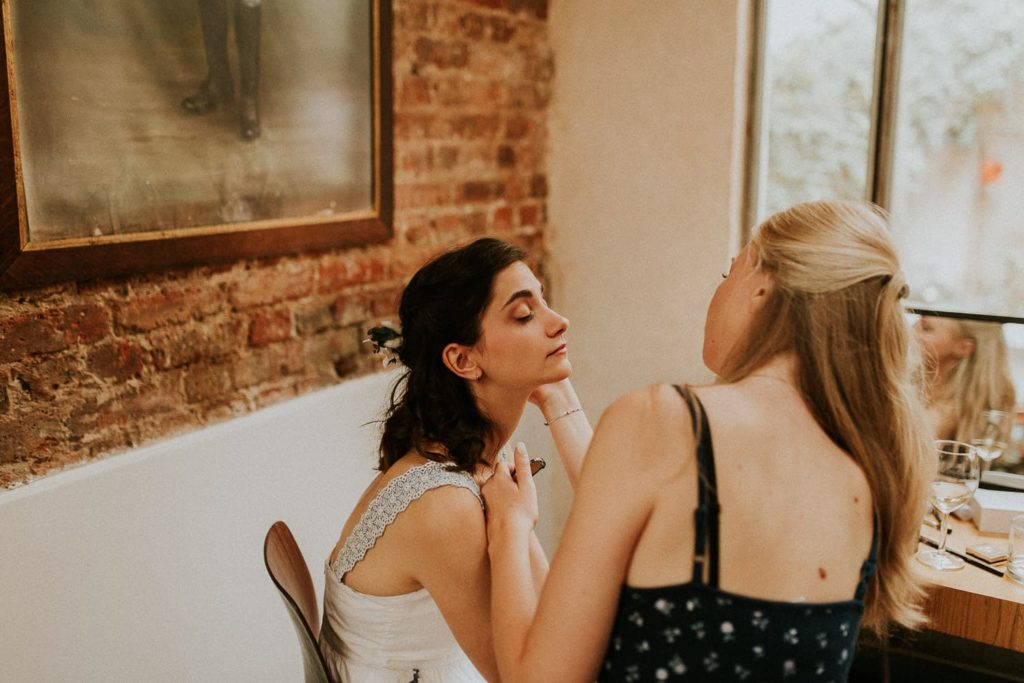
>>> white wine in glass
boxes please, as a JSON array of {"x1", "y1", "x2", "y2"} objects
[
  {"x1": 916, "y1": 440, "x2": 979, "y2": 571},
  {"x1": 971, "y1": 409, "x2": 1012, "y2": 477}
]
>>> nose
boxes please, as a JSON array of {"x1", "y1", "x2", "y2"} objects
[{"x1": 547, "y1": 306, "x2": 569, "y2": 338}]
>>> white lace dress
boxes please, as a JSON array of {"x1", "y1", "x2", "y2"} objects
[{"x1": 319, "y1": 461, "x2": 487, "y2": 683}]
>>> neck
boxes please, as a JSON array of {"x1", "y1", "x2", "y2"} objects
[
  {"x1": 747, "y1": 353, "x2": 799, "y2": 384},
  {"x1": 923, "y1": 359, "x2": 958, "y2": 403},
  {"x1": 471, "y1": 382, "x2": 530, "y2": 464}
]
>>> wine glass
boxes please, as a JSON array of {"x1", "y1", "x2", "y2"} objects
[
  {"x1": 916, "y1": 440, "x2": 980, "y2": 571},
  {"x1": 970, "y1": 409, "x2": 1012, "y2": 478}
]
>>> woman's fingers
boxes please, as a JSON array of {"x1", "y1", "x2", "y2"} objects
[{"x1": 512, "y1": 442, "x2": 535, "y2": 494}]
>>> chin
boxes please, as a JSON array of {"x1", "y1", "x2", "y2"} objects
[{"x1": 547, "y1": 360, "x2": 572, "y2": 382}]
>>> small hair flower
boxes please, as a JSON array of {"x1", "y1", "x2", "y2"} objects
[{"x1": 364, "y1": 321, "x2": 403, "y2": 367}]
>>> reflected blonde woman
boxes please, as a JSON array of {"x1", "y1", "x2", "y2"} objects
[
  {"x1": 482, "y1": 200, "x2": 932, "y2": 682},
  {"x1": 914, "y1": 315, "x2": 1016, "y2": 441}
]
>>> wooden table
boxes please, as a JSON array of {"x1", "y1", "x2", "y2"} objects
[{"x1": 917, "y1": 516, "x2": 1024, "y2": 652}]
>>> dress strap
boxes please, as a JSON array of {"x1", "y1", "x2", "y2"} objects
[
  {"x1": 673, "y1": 385, "x2": 720, "y2": 588},
  {"x1": 854, "y1": 515, "x2": 879, "y2": 602},
  {"x1": 330, "y1": 461, "x2": 482, "y2": 580}
]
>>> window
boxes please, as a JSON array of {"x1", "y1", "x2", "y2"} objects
[{"x1": 746, "y1": 0, "x2": 1024, "y2": 321}]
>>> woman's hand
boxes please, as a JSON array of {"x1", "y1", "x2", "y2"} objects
[
  {"x1": 483, "y1": 442, "x2": 539, "y2": 536},
  {"x1": 527, "y1": 378, "x2": 592, "y2": 490},
  {"x1": 528, "y1": 378, "x2": 579, "y2": 417}
]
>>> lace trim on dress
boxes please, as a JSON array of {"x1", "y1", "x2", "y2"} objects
[{"x1": 331, "y1": 461, "x2": 482, "y2": 581}]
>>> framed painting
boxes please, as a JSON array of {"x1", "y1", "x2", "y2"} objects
[{"x1": 0, "y1": 0, "x2": 392, "y2": 289}]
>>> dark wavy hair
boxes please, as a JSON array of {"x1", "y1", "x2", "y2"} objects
[{"x1": 377, "y1": 238, "x2": 526, "y2": 474}]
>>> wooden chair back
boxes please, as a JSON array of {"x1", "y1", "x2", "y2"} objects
[{"x1": 263, "y1": 521, "x2": 332, "y2": 683}]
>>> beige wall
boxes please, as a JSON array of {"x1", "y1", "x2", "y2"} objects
[{"x1": 530, "y1": 1, "x2": 750, "y2": 539}]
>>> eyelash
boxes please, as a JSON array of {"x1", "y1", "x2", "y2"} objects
[
  {"x1": 516, "y1": 312, "x2": 535, "y2": 323},
  {"x1": 721, "y1": 272, "x2": 729, "y2": 279}
]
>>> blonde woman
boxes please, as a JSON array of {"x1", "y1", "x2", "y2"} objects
[
  {"x1": 483, "y1": 200, "x2": 932, "y2": 682},
  {"x1": 913, "y1": 315, "x2": 1016, "y2": 442}
]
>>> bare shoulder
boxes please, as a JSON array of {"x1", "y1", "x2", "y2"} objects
[
  {"x1": 407, "y1": 480, "x2": 486, "y2": 536},
  {"x1": 601, "y1": 383, "x2": 689, "y2": 426},
  {"x1": 592, "y1": 384, "x2": 696, "y2": 470},
  {"x1": 405, "y1": 481, "x2": 489, "y2": 586}
]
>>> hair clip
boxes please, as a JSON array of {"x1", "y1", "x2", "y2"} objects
[{"x1": 364, "y1": 321, "x2": 403, "y2": 367}]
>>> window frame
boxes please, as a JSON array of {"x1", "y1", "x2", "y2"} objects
[{"x1": 741, "y1": 0, "x2": 1023, "y2": 325}]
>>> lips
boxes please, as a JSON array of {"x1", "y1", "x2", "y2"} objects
[{"x1": 548, "y1": 343, "x2": 567, "y2": 357}]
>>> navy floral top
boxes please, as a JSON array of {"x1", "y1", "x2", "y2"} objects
[{"x1": 599, "y1": 386, "x2": 876, "y2": 682}]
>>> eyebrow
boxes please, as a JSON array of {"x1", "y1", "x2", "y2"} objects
[{"x1": 502, "y1": 289, "x2": 535, "y2": 309}]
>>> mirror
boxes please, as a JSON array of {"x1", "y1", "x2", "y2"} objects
[{"x1": 909, "y1": 309, "x2": 1024, "y2": 481}]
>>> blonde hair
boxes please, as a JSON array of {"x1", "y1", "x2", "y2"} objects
[
  {"x1": 932, "y1": 319, "x2": 1017, "y2": 442},
  {"x1": 720, "y1": 200, "x2": 931, "y2": 632}
]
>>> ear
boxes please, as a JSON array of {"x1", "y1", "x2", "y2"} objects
[
  {"x1": 442, "y1": 343, "x2": 482, "y2": 381},
  {"x1": 747, "y1": 270, "x2": 775, "y2": 313},
  {"x1": 953, "y1": 336, "x2": 975, "y2": 360}
]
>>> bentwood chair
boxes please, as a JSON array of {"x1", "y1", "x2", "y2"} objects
[{"x1": 263, "y1": 521, "x2": 332, "y2": 683}]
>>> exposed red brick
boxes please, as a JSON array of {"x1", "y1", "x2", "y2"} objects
[
  {"x1": 232, "y1": 341, "x2": 306, "y2": 389},
  {"x1": 451, "y1": 114, "x2": 501, "y2": 140},
  {"x1": 230, "y1": 262, "x2": 315, "y2": 308},
  {"x1": 398, "y1": 2, "x2": 436, "y2": 31},
  {"x1": 459, "y1": 13, "x2": 486, "y2": 40},
  {"x1": 317, "y1": 252, "x2": 388, "y2": 293},
  {"x1": 489, "y1": 17, "x2": 516, "y2": 42},
  {"x1": 294, "y1": 301, "x2": 337, "y2": 336},
  {"x1": 0, "y1": 310, "x2": 68, "y2": 362},
  {"x1": 414, "y1": 37, "x2": 469, "y2": 69},
  {"x1": 530, "y1": 173, "x2": 549, "y2": 198},
  {"x1": 506, "y1": 115, "x2": 533, "y2": 139},
  {"x1": 493, "y1": 205, "x2": 514, "y2": 230},
  {"x1": 249, "y1": 309, "x2": 294, "y2": 347},
  {"x1": 394, "y1": 113, "x2": 440, "y2": 139},
  {"x1": 86, "y1": 340, "x2": 146, "y2": 382},
  {"x1": 497, "y1": 144, "x2": 516, "y2": 167},
  {"x1": 64, "y1": 304, "x2": 112, "y2": 344},
  {"x1": 10, "y1": 353, "x2": 84, "y2": 402},
  {"x1": 508, "y1": 0, "x2": 547, "y2": 19},
  {"x1": 438, "y1": 146, "x2": 460, "y2": 169},
  {"x1": 400, "y1": 75, "x2": 432, "y2": 106},
  {"x1": 184, "y1": 362, "x2": 234, "y2": 404},
  {"x1": 0, "y1": 411, "x2": 67, "y2": 464},
  {"x1": 395, "y1": 182, "x2": 455, "y2": 209},
  {"x1": 519, "y1": 204, "x2": 540, "y2": 226},
  {"x1": 462, "y1": 181, "x2": 505, "y2": 202},
  {"x1": 114, "y1": 290, "x2": 193, "y2": 332}
]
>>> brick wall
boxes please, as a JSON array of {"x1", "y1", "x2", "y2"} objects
[{"x1": 0, "y1": 0, "x2": 551, "y2": 488}]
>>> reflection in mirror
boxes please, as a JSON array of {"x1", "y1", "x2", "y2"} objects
[
  {"x1": 911, "y1": 314, "x2": 1024, "y2": 477},
  {"x1": 890, "y1": 2, "x2": 1024, "y2": 320}
]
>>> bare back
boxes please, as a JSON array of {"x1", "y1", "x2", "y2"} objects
[{"x1": 626, "y1": 380, "x2": 874, "y2": 603}]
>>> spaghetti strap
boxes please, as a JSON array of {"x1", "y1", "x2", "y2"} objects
[
  {"x1": 854, "y1": 517, "x2": 879, "y2": 602},
  {"x1": 329, "y1": 461, "x2": 482, "y2": 581},
  {"x1": 672, "y1": 385, "x2": 720, "y2": 588}
]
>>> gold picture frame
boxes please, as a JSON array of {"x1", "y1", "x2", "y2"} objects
[{"x1": 0, "y1": 0, "x2": 393, "y2": 290}]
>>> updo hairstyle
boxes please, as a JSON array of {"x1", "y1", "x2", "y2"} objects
[{"x1": 377, "y1": 238, "x2": 526, "y2": 474}]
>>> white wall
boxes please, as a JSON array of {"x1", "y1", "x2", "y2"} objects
[
  {"x1": 0, "y1": 372, "x2": 392, "y2": 683},
  {"x1": 0, "y1": 369, "x2": 569, "y2": 682},
  {"x1": 538, "y1": 1, "x2": 750, "y2": 533}
]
